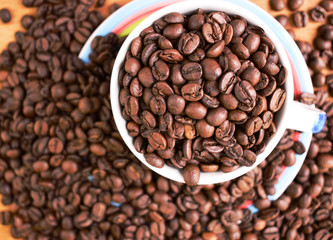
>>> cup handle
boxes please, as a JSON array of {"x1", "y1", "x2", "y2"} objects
[{"x1": 285, "y1": 101, "x2": 327, "y2": 133}]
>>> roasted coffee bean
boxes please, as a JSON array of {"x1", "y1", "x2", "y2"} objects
[
  {"x1": 148, "y1": 132, "x2": 167, "y2": 151},
  {"x1": 160, "y1": 49, "x2": 183, "y2": 63},
  {"x1": 269, "y1": 88, "x2": 286, "y2": 112},
  {"x1": 195, "y1": 119, "x2": 215, "y2": 138},
  {"x1": 201, "y1": 58, "x2": 222, "y2": 81},
  {"x1": 320, "y1": 0, "x2": 333, "y2": 11},
  {"x1": 202, "y1": 94, "x2": 220, "y2": 109},
  {"x1": 163, "y1": 23, "x2": 185, "y2": 40},
  {"x1": 125, "y1": 96, "x2": 139, "y2": 116},
  {"x1": 125, "y1": 57, "x2": 141, "y2": 77},
  {"x1": 152, "y1": 82, "x2": 174, "y2": 97},
  {"x1": 234, "y1": 80, "x2": 257, "y2": 105},
  {"x1": 228, "y1": 110, "x2": 248, "y2": 124},
  {"x1": 181, "y1": 62, "x2": 202, "y2": 81},
  {"x1": 188, "y1": 13, "x2": 205, "y2": 30},
  {"x1": 288, "y1": 0, "x2": 304, "y2": 10},
  {"x1": 270, "y1": 0, "x2": 285, "y2": 11},
  {"x1": 219, "y1": 72, "x2": 236, "y2": 94},
  {"x1": 275, "y1": 15, "x2": 288, "y2": 27},
  {"x1": 183, "y1": 164, "x2": 200, "y2": 186},
  {"x1": 152, "y1": 60, "x2": 170, "y2": 81},
  {"x1": 300, "y1": 92, "x2": 316, "y2": 105},
  {"x1": 181, "y1": 83, "x2": 204, "y2": 102},
  {"x1": 244, "y1": 117, "x2": 263, "y2": 136},
  {"x1": 206, "y1": 107, "x2": 228, "y2": 127},
  {"x1": 178, "y1": 33, "x2": 200, "y2": 55},
  {"x1": 145, "y1": 153, "x2": 164, "y2": 168},
  {"x1": 185, "y1": 102, "x2": 207, "y2": 120},
  {"x1": 262, "y1": 111, "x2": 273, "y2": 129},
  {"x1": 0, "y1": 9, "x2": 11, "y2": 23},
  {"x1": 150, "y1": 95, "x2": 166, "y2": 115},
  {"x1": 310, "y1": 6, "x2": 327, "y2": 22},
  {"x1": 232, "y1": 42, "x2": 250, "y2": 60},
  {"x1": 138, "y1": 67, "x2": 155, "y2": 88},
  {"x1": 202, "y1": 22, "x2": 222, "y2": 43},
  {"x1": 206, "y1": 40, "x2": 225, "y2": 58},
  {"x1": 167, "y1": 94, "x2": 186, "y2": 115},
  {"x1": 164, "y1": 12, "x2": 184, "y2": 23},
  {"x1": 219, "y1": 93, "x2": 239, "y2": 110},
  {"x1": 293, "y1": 11, "x2": 309, "y2": 28}
]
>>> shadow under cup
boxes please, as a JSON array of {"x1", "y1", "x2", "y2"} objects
[{"x1": 110, "y1": 0, "x2": 316, "y2": 185}]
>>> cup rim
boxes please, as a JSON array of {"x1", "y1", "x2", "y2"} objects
[{"x1": 111, "y1": 0, "x2": 294, "y2": 184}]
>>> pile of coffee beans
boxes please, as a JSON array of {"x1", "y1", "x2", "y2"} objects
[
  {"x1": 120, "y1": 10, "x2": 288, "y2": 185},
  {"x1": 0, "y1": 0, "x2": 331, "y2": 239}
]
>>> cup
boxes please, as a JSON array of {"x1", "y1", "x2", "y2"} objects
[{"x1": 110, "y1": 0, "x2": 326, "y2": 185}]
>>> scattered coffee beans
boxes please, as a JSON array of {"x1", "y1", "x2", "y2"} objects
[
  {"x1": 120, "y1": 10, "x2": 287, "y2": 184},
  {"x1": 0, "y1": 0, "x2": 332, "y2": 240},
  {"x1": 0, "y1": 9, "x2": 11, "y2": 23}
]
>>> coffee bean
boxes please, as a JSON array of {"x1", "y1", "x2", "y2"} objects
[
  {"x1": 228, "y1": 110, "x2": 248, "y2": 124},
  {"x1": 201, "y1": 58, "x2": 222, "y2": 81},
  {"x1": 125, "y1": 57, "x2": 141, "y2": 77},
  {"x1": 61, "y1": 160, "x2": 78, "y2": 174},
  {"x1": 144, "y1": 153, "x2": 164, "y2": 168},
  {"x1": 48, "y1": 137, "x2": 64, "y2": 154},
  {"x1": 232, "y1": 42, "x2": 250, "y2": 60},
  {"x1": 206, "y1": 40, "x2": 225, "y2": 58},
  {"x1": 163, "y1": 23, "x2": 185, "y2": 40},
  {"x1": 262, "y1": 111, "x2": 273, "y2": 129},
  {"x1": 74, "y1": 211, "x2": 92, "y2": 228},
  {"x1": 202, "y1": 22, "x2": 222, "y2": 43},
  {"x1": 244, "y1": 117, "x2": 263, "y2": 136},
  {"x1": 181, "y1": 62, "x2": 203, "y2": 81},
  {"x1": 183, "y1": 164, "x2": 200, "y2": 186},
  {"x1": 162, "y1": 13, "x2": 184, "y2": 24},
  {"x1": 269, "y1": 88, "x2": 286, "y2": 112},
  {"x1": 150, "y1": 95, "x2": 166, "y2": 115},
  {"x1": 234, "y1": 80, "x2": 257, "y2": 105},
  {"x1": 152, "y1": 60, "x2": 169, "y2": 81},
  {"x1": 160, "y1": 49, "x2": 183, "y2": 63},
  {"x1": 270, "y1": 0, "x2": 285, "y2": 11},
  {"x1": 148, "y1": 132, "x2": 167, "y2": 151},
  {"x1": 195, "y1": 119, "x2": 215, "y2": 138},
  {"x1": 293, "y1": 11, "x2": 309, "y2": 28},
  {"x1": 317, "y1": 154, "x2": 333, "y2": 168},
  {"x1": 185, "y1": 102, "x2": 207, "y2": 120},
  {"x1": 251, "y1": 52, "x2": 267, "y2": 70},
  {"x1": 300, "y1": 92, "x2": 316, "y2": 105},
  {"x1": 310, "y1": 6, "x2": 327, "y2": 22},
  {"x1": 219, "y1": 71, "x2": 236, "y2": 94},
  {"x1": 288, "y1": 0, "x2": 304, "y2": 11},
  {"x1": 239, "y1": 150, "x2": 256, "y2": 167},
  {"x1": 206, "y1": 107, "x2": 228, "y2": 127},
  {"x1": 0, "y1": 212, "x2": 12, "y2": 226},
  {"x1": 0, "y1": 8, "x2": 11, "y2": 25},
  {"x1": 181, "y1": 83, "x2": 204, "y2": 101},
  {"x1": 125, "y1": 96, "x2": 140, "y2": 116},
  {"x1": 275, "y1": 15, "x2": 289, "y2": 27},
  {"x1": 178, "y1": 33, "x2": 200, "y2": 55}
]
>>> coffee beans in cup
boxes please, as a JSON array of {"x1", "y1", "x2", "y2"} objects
[{"x1": 119, "y1": 9, "x2": 287, "y2": 185}]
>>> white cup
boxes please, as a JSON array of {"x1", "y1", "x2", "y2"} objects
[{"x1": 110, "y1": 0, "x2": 326, "y2": 185}]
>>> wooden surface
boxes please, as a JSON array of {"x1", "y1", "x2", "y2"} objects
[{"x1": 0, "y1": 0, "x2": 324, "y2": 239}]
